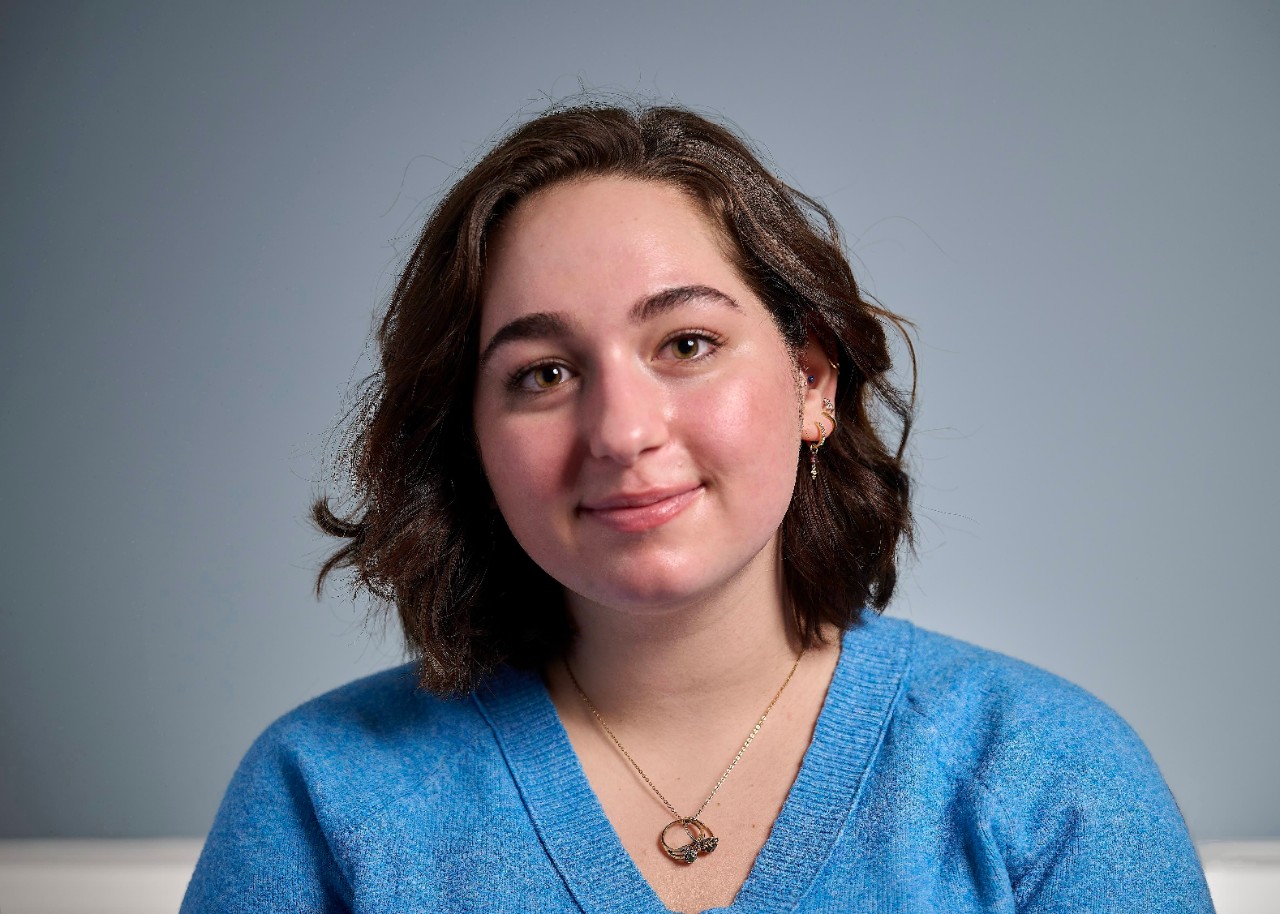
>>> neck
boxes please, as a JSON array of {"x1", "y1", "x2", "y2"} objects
[{"x1": 556, "y1": 545, "x2": 803, "y2": 733}]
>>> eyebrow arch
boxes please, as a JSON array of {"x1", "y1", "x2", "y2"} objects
[
  {"x1": 477, "y1": 284, "x2": 740, "y2": 372},
  {"x1": 477, "y1": 311, "x2": 577, "y2": 372},
  {"x1": 629, "y1": 284, "x2": 741, "y2": 322}
]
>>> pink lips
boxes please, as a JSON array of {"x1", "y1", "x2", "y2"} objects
[{"x1": 579, "y1": 485, "x2": 703, "y2": 533}]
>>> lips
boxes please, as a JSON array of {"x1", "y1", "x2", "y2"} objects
[{"x1": 579, "y1": 484, "x2": 704, "y2": 533}]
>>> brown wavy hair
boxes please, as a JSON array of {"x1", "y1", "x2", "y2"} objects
[{"x1": 314, "y1": 102, "x2": 915, "y2": 695}]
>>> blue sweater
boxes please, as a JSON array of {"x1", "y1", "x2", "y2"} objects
[{"x1": 181, "y1": 612, "x2": 1214, "y2": 912}]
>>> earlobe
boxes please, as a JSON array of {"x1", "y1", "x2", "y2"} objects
[{"x1": 808, "y1": 419, "x2": 828, "y2": 479}]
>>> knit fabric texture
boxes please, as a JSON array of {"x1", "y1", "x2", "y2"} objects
[{"x1": 181, "y1": 612, "x2": 1215, "y2": 912}]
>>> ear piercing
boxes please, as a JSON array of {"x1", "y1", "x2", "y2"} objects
[
  {"x1": 803, "y1": 358, "x2": 838, "y2": 385},
  {"x1": 808, "y1": 400, "x2": 838, "y2": 480},
  {"x1": 809, "y1": 420, "x2": 827, "y2": 479}
]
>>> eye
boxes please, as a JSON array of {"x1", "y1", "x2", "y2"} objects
[
  {"x1": 512, "y1": 361, "x2": 576, "y2": 392},
  {"x1": 664, "y1": 331, "x2": 722, "y2": 361},
  {"x1": 671, "y1": 335, "x2": 703, "y2": 360}
]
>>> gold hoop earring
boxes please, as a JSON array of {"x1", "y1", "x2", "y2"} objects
[{"x1": 809, "y1": 420, "x2": 827, "y2": 480}]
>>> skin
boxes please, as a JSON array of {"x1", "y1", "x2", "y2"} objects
[{"x1": 473, "y1": 176, "x2": 841, "y2": 912}]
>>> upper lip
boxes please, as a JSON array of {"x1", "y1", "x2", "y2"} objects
[{"x1": 580, "y1": 484, "x2": 701, "y2": 511}]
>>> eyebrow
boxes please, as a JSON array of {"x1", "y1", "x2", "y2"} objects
[
  {"x1": 477, "y1": 284, "x2": 740, "y2": 372},
  {"x1": 629, "y1": 284, "x2": 741, "y2": 322},
  {"x1": 477, "y1": 312, "x2": 575, "y2": 373}
]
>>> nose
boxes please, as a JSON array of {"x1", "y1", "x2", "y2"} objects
[{"x1": 583, "y1": 359, "x2": 669, "y2": 465}]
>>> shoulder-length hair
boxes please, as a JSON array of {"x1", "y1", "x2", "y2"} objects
[{"x1": 314, "y1": 102, "x2": 914, "y2": 695}]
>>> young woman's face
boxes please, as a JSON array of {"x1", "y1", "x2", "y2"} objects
[{"x1": 473, "y1": 176, "x2": 809, "y2": 614}]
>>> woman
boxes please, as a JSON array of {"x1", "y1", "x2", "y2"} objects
[{"x1": 181, "y1": 104, "x2": 1213, "y2": 913}]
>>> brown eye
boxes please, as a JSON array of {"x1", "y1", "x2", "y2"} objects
[
  {"x1": 532, "y1": 365, "x2": 566, "y2": 388},
  {"x1": 510, "y1": 361, "x2": 577, "y2": 393},
  {"x1": 671, "y1": 336, "x2": 703, "y2": 360}
]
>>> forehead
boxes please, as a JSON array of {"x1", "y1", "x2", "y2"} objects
[{"x1": 479, "y1": 177, "x2": 746, "y2": 338}]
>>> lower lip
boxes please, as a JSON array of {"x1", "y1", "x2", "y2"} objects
[{"x1": 581, "y1": 486, "x2": 703, "y2": 533}]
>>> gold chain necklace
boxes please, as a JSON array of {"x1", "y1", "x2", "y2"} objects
[{"x1": 563, "y1": 650, "x2": 804, "y2": 865}]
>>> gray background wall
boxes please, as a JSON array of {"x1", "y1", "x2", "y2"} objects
[{"x1": 1, "y1": 1, "x2": 1276, "y2": 841}]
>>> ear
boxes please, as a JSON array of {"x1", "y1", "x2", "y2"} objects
[{"x1": 797, "y1": 335, "x2": 838, "y2": 443}]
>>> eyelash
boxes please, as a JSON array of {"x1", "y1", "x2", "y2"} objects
[
  {"x1": 664, "y1": 328, "x2": 724, "y2": 362},
  {"x1": 505, "y1": 329, "x2": 725, "y2": 393}
]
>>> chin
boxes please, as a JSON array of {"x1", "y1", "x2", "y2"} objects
[
  {"x1": 597, "y1": 585, "x2": 705, "y2": 615},
  {"x1": 567, "y1": 558, "x2": 742, "y2": 615}
]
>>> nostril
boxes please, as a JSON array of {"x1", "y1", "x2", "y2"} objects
[{"x1": 581, "y1": 366, "x2": 672, "y2": 464}]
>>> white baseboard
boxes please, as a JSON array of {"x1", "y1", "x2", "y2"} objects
[
  {"x1": 0, "y1": 840, "x2": 202, "y2": 914},
  {"x1": 1201, "y1": 841, "x2": 1280, "y2": 914},
  {"x1": 0, "y1": 838, "x2": 1275, "y2": 912}
]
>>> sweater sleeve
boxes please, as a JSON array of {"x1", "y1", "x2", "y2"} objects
[
  {"x1": 983, "y1": 689, "x2": 1215, "y2": 913},
  {"x1": 180, "y1": 723, "x2": 354, "y2": 913}
]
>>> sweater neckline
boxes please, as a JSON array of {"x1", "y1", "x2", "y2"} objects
[{"x1": 472, "y1": 611, "x2": 912, "y2": 914}]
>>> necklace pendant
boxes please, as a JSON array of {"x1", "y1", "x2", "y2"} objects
[{"x1": 659, "y1": 817, "x2": 719, "y2": 864}]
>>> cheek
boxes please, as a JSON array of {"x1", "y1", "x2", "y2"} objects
[
  {"x1": 476, "y1": 413, "x2": 600, "y2": 597},
  {"x1": 693, "y1": 367, "x2": 803, "y2": 499},
  {"x1": 477, "y1": 417, "x2": 569, "y2": 522}
]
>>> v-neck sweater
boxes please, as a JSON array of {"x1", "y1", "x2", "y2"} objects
[{"x1": 181, "y1": 611, "x2": 1214, "y2": 912}]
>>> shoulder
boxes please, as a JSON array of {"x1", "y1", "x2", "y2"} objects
[
  {"x1": 874, "y1": 617, "x2": 1211, "y2": 908},
  {"x1": 234, "y1": 662, "x2": 494, "y2": 837},
  {"x1": 186, "y1": 664, "x2": 543, "y2": 909},
  {"x1": 888, "y1": 620, "x2": 1149, "y2": 796},
  {"x1": 262, "y1": 661, "x2": 468, "y2": 746}
]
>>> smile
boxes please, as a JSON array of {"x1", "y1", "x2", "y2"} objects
[{"x1": 579, "y1": 485, "x2": 704, "y2": 533}]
